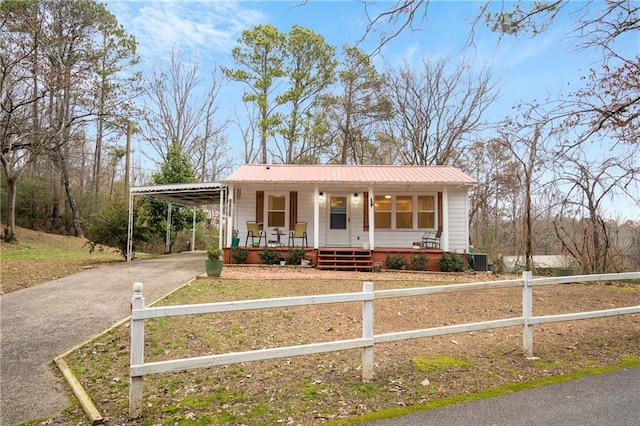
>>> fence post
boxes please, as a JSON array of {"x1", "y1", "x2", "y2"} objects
[
  {"x1": 361, "y1": 281, "x2": 375, "y2": 382},
  {"x1": 522, "y1": 271, "x2": 534, "y2": 357},
  {"x1": 129, "y1": 282, "x2": 145, "y2": 418}
]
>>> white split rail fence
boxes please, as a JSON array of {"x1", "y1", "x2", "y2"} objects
[{"x1": 129, "y1": 271, "x2": 640, "y2": 417}]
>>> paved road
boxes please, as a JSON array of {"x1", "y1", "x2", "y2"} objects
[
  {"x1": 368, "y1": 365, "x2": 640, "y2": 426},
  {"x1": 0, "y1": 251, "x2": 206, "y2": 426}
]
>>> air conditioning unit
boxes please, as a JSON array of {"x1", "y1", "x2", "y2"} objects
[{"x1": 471, "y1": 253, "x2": 488, "y2": 271}]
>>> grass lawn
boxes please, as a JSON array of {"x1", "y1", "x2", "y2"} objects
[
  {"x1": 0, "y1": 226, "x2": 133, "y2": 293},
  {"x1": 54, "y1": 270, "x2": 640, "y2": 425}
]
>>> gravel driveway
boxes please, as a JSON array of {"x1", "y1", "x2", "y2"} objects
[{"x1": 0, "y1": 251, "x2": 206, "y2": 426}]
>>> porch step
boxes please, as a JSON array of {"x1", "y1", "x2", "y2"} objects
[{"x1": 316, "y1": 249, "x2": 372, "y2": 271}]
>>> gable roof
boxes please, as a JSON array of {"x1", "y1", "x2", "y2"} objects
[{"x1": 224, "y1": 164, "x2": 478, "y2": 186}]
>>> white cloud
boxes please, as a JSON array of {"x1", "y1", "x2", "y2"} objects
[{"x1": 108, "y1": 1, "x2": 266, "y2": 63}]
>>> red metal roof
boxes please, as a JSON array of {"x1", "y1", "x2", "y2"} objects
[{"x1": 224, "y1": 164, "x2": 477, "y2": 185}]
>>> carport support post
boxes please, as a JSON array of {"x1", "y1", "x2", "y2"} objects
[
  {"x1": 362, "y1": 281, "x2": 374, "y2": 382},
  {"x1": 191, "y1": 207, "x2": 196, "y2": 251},
  {"x1": 522, "y1": 271, "x2": 534, "y2": 357},
  {"x1": 165, "y1": 203, "x2": 172, "y2": 254},
  {"x1": 129, "y1": 283, "x2": 145, "y2": 418}
]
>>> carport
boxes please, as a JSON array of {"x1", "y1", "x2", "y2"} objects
[{"x1": 127, "y1": 182, "x2": 227, "y2": 262}]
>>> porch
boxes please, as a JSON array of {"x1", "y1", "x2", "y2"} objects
[{"x1": 223, "y1": 246, "x2": 450, "y2": 272}]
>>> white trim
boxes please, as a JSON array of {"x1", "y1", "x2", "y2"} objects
[
  {"x1": 325, "y1": 193, "x2": 351, "y2": 247},
  {"x1": 465, "y1": 191, "x2": 470, "y2": 252},
  {"x1": 368, "y1": 186, "x2": 374, "y2": 250},
  {"x1": 442, "y1": 189, "x2": 449, "y2": 251},
  {"x1": 314, "y1": 185, "x2": 320, "y2": 249},
  {"x1": 264, "y1": 191, "x2": 289, "y2": 231},
  {"x1": 371, "y1": 193, "x2": 438, "y2": 231}
]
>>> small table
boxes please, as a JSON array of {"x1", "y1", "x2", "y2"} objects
[{"x1": 271, "y1": 231, "x2": 285, "y2": 246}]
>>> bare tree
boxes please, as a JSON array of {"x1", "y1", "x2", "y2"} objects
[
  {"x1": 141, "y1": 48, "x2": 229, "y2": 181},
  {"x1": 1, "y1": 4, "x2": 45, "y2": 241},
  {"x1": 385, "y1": 57, "x2": 498, "y2": 166},
  {"x1": 233, "y1": 104, "x2": 260, "y2": 164},
  {"x1": 553, "y1": 151, "x2": 639, "y2": 273},
  {"x1": 463, "y1": 138, "x2": 520, "y2": 255},
  {"x1": 495, "y1": 105, "x2": 556, "y2": 271},
  {"x1": 486, "y1": 0, "x2": 639, "y2": 150},
  {"x1": 360, "y1": 0, "x2": 431, "y2": 53}
]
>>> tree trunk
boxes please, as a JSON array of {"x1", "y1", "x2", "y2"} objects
[
  {"x1": 51, "y1": 170, "x2": 61, "y2": 233},
  {"x1": 60, "y1": 158, "x2": 84, "y2": 238},
  {"x1": 1, "y1": 165, "x2": 18, "y2": 242}
]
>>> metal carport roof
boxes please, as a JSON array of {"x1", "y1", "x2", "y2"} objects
[{"x1": 129, "y1": 182, "x2": 226, "y2": 206}]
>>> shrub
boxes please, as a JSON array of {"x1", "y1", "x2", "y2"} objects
[
  {"x1": 258, "y1": 248, "x2": 280, "y2": 265},
  {"x1": 206, "y1": 246, "x2": 222, "y2": 261},
  {"x1": 86, "y1": 201, "x2": 151, "y2": 260},
  {"x1": 409, "y1": 253, "x2": 428, "y2": 271},
  {"x1": 286, "y1": 249, "x2": 306, "y2": 265},
  {"x1": 385, "y1": 254, "x2": 407, "y2": 270},
  {"x1": 438, "y1": 252, "x2": 466, "y2": 272},
  {"x1": 231, "y1": 247, "x2": 249, "y2": 264}
]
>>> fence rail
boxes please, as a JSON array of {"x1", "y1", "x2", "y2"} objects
[{"x1": 129, "y1": 271, "x2": 640, "y2": 418}]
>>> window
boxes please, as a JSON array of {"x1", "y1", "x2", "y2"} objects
[
  {"x1": 374, "y1": 195, "x2": 391, "y2": 229},
  {"x1": 418, "y1": 195, "x2": 435, "y2": 228},
  {"x1": 373, "y1": 194, "x2": 436, "y2": 230},
  {"x1": 267, "y1": 194, "x2": 286, "y2": 227},
  {"x1": 396, "y1": 196, "x2": 413, "y2": 228},
  {"x1": 330, "y1": 196, "x2": 347, "y2": 229}
]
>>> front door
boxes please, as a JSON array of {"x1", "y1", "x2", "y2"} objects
[{"x1": 326, "y1": 195, "x2": 350, "y2": 246}]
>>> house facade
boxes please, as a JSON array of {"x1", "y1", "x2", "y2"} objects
[{"x1": 223, "y1": 164, "x2": 477, "y2": 256}]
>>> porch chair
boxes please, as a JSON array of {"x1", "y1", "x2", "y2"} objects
[
  {"x1": 245, "y1": 221, "x2": 266, "y2": 247},
  {"x1": 422, "y1": 229, "x2": 442, "y2": 249},
  {"x1": 288, "y1": 222, "x2": 308, "y2": 248}
]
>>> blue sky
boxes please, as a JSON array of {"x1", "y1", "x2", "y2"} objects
[
  {"x1": 105, "y1": 1, "x2": 638, "y2": 219},
  {"x1": 106, "y1": 0, "x2": 610, "y2": 155}
]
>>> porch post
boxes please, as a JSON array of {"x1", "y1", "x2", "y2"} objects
[
  {"x1": 442, "y1": 189, "x2": 449, "y2": 251},
  {"x1": 313, "y1": 185, "x2": 320, "y2": 249},
  {"x1": 218, "y1": 188, "x2": 229, "y2": 249},
  {"x1": 224, "y1": 186, "x2": 233, "y2": 249},
  {"x1": 368, "y1": 186, "x2": 374, "y2": 250}
]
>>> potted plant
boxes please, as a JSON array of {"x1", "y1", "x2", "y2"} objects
[
  {"x1": 231, "y1": 228, "x2": 240, "y2": 248},
  {"x1": 205, "y1": 246, "x2": 224, "y2": 277}
]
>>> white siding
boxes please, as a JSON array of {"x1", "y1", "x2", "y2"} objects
[
  {"x1": 235, "y1": 189, "x2": 256, "y2": 246},
  {"x1": 234, "y1": 185, "x2": 471, "y2": 250},
  {"x1": 236, "y1": 187, "x2": 317, "y2": 247},
  {"x1": 447, "y1": 190, "x2": 468, "y2": 252}
]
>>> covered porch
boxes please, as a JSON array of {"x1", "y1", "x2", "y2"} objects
[{"x1": 223, "y1": 164, "x2": 478, "y2": 256}]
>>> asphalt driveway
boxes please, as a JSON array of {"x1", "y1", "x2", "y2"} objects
[{"x1": 0, "y1": 251, "x2": 206, "y2": 426}]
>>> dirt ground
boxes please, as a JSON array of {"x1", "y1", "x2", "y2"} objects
[{"x1": 56, "y1": 264, "x2": 640, "y2": 425}]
